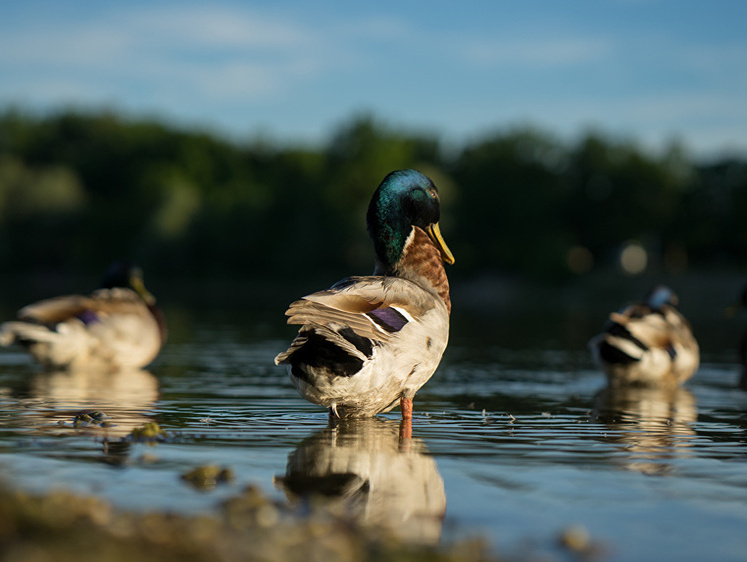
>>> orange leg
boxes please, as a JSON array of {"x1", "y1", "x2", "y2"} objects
[
  {"x1": 399, "y1": 416, "x2": 412, "y2": 443},
  {"x1": 400, "y1": 397, "x2": 413, "y2": 420},
  {"x1": 398, "y1": 398, "x2": 413, "y2": 444}
]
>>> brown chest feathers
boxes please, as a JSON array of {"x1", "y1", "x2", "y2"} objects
[{"x1": 395, "y1": 227, "x2": 451, "y2": 314}]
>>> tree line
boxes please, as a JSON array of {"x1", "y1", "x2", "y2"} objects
[{"x1": 0, "y1": 109, "x2": 745, "y2": 282}]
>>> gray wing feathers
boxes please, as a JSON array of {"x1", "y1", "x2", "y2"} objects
[
  {"x1": 285, "y1": 300, "x2": 393, "y2": 344},
  {"x1": 18, "y1": 289, "x2": 144, "y2": 324}
]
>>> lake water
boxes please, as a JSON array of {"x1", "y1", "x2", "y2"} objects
[{"x1": 1, "y1": 274, "x2": 747, "y2": 561}]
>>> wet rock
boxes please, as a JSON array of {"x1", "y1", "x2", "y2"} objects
[
  {"x1": 181, "y1": 465, "x2": 234, "y2": 490},
  {"x1": 129, "y1": 422, "x2": 168, "y2": 443}
]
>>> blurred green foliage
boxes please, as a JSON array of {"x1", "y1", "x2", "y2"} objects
[{"x1": 0, "y1": 108, "x2": 745, "y2": 281}]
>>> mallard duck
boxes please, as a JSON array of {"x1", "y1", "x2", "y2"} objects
[
  {"x1": 275, "y1": 169, "x2": 454, "y2": 419},
  {"x1": 589, "y1": 285, "x2": 699, "y2": 386},
  {"x1": 0, "y1": 262, "x2": 166, "y2": 370}
]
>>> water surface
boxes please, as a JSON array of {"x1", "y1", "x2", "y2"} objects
[{"x1": 1, "y1": 279, "x2": 747, "y2": 561}]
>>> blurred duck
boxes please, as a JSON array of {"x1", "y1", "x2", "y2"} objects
[
  {"x1": 589, "y1": 285, "x2": 699, "y2": 386},
  {"x1": 275, "y1": 169, "x2": 455, "y2": 419},
  {"x1": 0, "y1": 262, "x2": 166, "y2": 370}
]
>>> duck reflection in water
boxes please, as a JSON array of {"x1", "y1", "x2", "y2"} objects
[
  {"x1": 592, "y1": 384, "x2": 697, "y2": 475},
  {"x1": 15, "y1": 368, "x2": 159, "y2": 443},
  {"x1": 274, "y1": 417, "x2": 446, "y2": 545}
]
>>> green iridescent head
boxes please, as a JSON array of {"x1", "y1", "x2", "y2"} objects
[
  {"x1": 101, "y1": 261, "x2": 155, "y2": 305},
  {"x1": 366, "y1": 169, "x2": 454, "y2": 270}
]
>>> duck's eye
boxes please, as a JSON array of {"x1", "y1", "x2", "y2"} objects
[{"x1": 427, "y1": 188, "x2": 438, "y2": 200}]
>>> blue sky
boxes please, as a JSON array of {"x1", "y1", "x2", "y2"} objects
[{"x1": 1, "y1": 1, "x2": 746, "y2": 158}]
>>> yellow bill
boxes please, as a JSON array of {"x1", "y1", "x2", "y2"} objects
[
  {"x1": 130, "y1": 272, "x2": 156, "y2": 306},
  {"x1": 427, "y1": 222, "x2": 455, "y2": 265}
]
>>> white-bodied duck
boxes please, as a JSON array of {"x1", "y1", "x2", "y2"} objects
[
  {"x1": 0, "y1": 262, "x2": 166, "y2": 370},
  {"x1": 275, "y1": 169, "x2": 454, "y2": 419},
  {"x1": 589, "y1": 285, "x2": 699, "y2": 386}
]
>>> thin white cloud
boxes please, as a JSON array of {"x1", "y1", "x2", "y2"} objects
[
  {"x1": 331, "y1": 15, "x2": 415, "y2": 42},
  {"x1": 679, "y1": 42, "x2": 747, "y2": 79},
  {"x1": 0, "y1": 24, "x2": 132, "y2": 66},
  {"x1": 123, "y1": 5, "x2": 315, "y2": 50},
  {"x1": 0, "y1": 4, "x2": 343, "y2": 103},
  {"x1": 170, "y1": 61, "x2": 286, "y2": 99},
  {"x1": 462, "y1": 37, "x2": 612, "y2": 67},
  {"x1": 0, "y1": 4, "x2": 318, "y2": 63},
  {"x1": 0, "y1": 77, "x2": 100, "y2": 104},
  {"x1": 444, "y1": 86, "x2": 747, "y2": 158}
]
